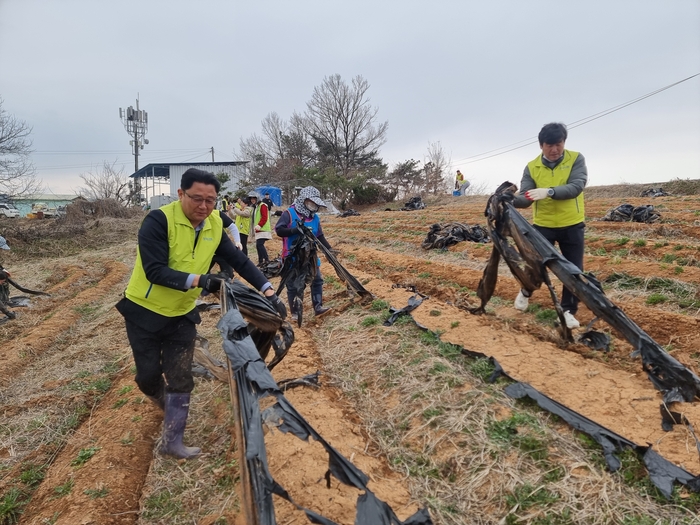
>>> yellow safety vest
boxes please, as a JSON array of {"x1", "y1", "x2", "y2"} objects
[
  {"x1": 234, "y1": 205, "x2": 251, "y2": 235},
  {"x1": 125, "y1": 201, "x2": 223, "y2": 317},
  {"x1": 253, "y1": 203, "x2": 271, "y2": 232},
  {"x1": 527, "y1": 150, "x2": 584, "y2": 228}
]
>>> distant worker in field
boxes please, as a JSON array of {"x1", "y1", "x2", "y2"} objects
[
  {"x1": 221, "y1": 193, "x2": 231, "y2": 212},
  {"x1": 455, "y1": 169, "x2": 470, "y2": 195},
  {"x1": 0, "y1": 237, "x2": 11, "y2": 310},
  {"x1": 275, "y1": 186, "x2": 333, "y2": 322},
  {"x1": 512, "y1": 122, "x2": 587, "y2": 329},
  {"x1": 230, "y1": 196, "x2": 251, "y2": 256},
  {"x1": 207, "y1": 210, "x2": 244, "y2": 279},
  {"x1": 262, "y1": 192, "x2": 274, "y2": 213},
  {"x1": 249, "y1": 192, "x2": 272, "y2": 267},
  {"x1": 116, "y1": 168, "x2": 286, "y2": 460}
]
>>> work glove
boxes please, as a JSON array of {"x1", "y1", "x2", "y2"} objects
[
  {"x1": 199, "y1": 274, "x2": 222, "y2": 293},
  {"x1": 266, "y1": 293, "x2": 288, "y2": 319},
  {"x1": 254, "y1": 225, "x2": 261, "y2": 232},
  {"x1": 235, "y1": 242, "x2": 243, "y2": 250},
  {"x1": 525, "y1": 188, "x2": 550, "y2": 201}
]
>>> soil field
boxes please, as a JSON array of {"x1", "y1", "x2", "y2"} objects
[{"x1": 0, "y1": 190, "x2": 699, "y2": 524}]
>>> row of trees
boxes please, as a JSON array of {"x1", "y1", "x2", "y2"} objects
[{"x1": 237, "y1": 74, "x2": 451, "y2": 206}]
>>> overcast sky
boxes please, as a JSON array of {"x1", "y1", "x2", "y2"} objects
[{"x1": 0, "y1": 0, "x2": 698, "y2": 195}]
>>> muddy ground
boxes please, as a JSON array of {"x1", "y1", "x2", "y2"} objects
[{"x1": 0, "y1": 191, "x2": 699, "y2": 524}]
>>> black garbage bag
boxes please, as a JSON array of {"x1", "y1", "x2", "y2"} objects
[{"x1": 339, "y1": 209, "x2": 361, "y2": 217}]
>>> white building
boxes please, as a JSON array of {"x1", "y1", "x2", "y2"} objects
[{"x1": 130, "y1": 162, "x2": 249, "y2": 204}]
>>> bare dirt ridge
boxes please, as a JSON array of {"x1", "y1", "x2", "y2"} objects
[{"x1": 0, "y1": 191, "x2": 699, "y2": 523}]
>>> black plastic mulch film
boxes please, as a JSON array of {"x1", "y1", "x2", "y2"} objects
[
  {"x1": 276, "y1": 222, "x2": 372, "y2": 307},
  {"x1": 421, "y1": 222, "x2": 491, "y2": 250},
  {"x1": 219, "y1": 281, "x2": 433, "y2": 525},
  {"x1": 385, "y1": 182, "x2": 700, "y2": 498}
]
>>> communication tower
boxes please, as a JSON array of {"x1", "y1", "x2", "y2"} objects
[{"x1": 119, "y1": 96, "x2": 149, "y2": 173}]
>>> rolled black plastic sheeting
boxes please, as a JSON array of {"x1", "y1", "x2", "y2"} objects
[
  {"x1": 219, "y1": 283, "x2": 433, "y2": 525},
  {"x1": 228, "y1": 280, "x2": 294, "y2": 371}
]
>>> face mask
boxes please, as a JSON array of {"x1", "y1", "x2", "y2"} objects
[{"x1": 305, "y1": 200, "x2": 319, "y2": 213}]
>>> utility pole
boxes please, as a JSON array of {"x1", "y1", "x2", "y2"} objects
[
  {"x1": 211, "y1": 147, "x2": 215, "y2": 162},
  {"x1": 119, "y1": 96, "x2": 149, "y2": 173}
]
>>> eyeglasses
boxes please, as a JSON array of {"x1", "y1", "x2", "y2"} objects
[{"x1": 184, "y1": 191, "x2": 217, "y2": 206}]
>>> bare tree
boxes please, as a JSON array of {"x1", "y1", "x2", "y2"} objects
[
  {"x1": 78, "y1": 161, "x2": 130, "y2": 204},
  {"x1": 0, "y1": 98, "x2": 42, "y2": 197},
  {"x1": 304, "y1": 74, "x2": 388, "y2": 177},
  {"x1": 423, "y1": 141, "x2": 451, "y2": 195},
  {"x1": 237, "y1": 111, "x2": 317, "y2": 189}
]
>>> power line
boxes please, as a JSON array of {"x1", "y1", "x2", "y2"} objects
[
  {"x1": 32, "y1": 148, "x2": 206, "y2": 155},
  {"x1": 35, "y1": 149, "x2": 214, "y2": 171},
  {"x1": 453, "y1": 73, "x2": 700, "y2": 167}
]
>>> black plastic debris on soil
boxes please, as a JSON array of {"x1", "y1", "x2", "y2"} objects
[
  {"x1": 384, "y1": 293, "x2": 426, "y2": 326},
  {"x1": 640, "y1": 188, "x2": 671, "y2": 198},
  {"x1": 578, "y1": 330, "x2": 611, "y2": 352},
  {"x1": 506, "y1": 382, "x2": 700, "y2": 498},
  {"x1": 421, "y1": 222, "x2": 490, "y2": 250},
  {"x1": 400, "y1": 196, "x2": 426, "y2": 211},
  {"x1": 277, "y1": 221, "x2": 373, "y2": 306},
  {"x1": 600, "y1": 204, "x2": 661, "y2": 223},
  {"x1": 385, "y1": 294, "x2": 700, "y2": 499},
  {"x1": 219, "y1": 282, "x2": 432, "y2": 525}
]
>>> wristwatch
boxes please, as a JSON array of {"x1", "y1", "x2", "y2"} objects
[{"x1": 547, "y1": 188, "x2": 555, "y2": 197}]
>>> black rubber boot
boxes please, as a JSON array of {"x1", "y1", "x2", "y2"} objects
[
  {"x1": 159, "y1": 393, "x2": 201, "y2": 459},
  {"x1": 312, "y1": 294, "x2": 331, "y2": 317},
  {"x1": 288, "y1": 294, "x2": 303, "y2": 326}
]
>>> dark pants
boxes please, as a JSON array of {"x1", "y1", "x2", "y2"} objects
[
  {"x1": 256, "y1": 238, "x2": 269, "y2": 265},
  {"x1": 287, "y1": 267, "x2": 324, "y2": 307},
  {"x1": 240, "y1": 233, "x2": 248, "y2": 256},
  {"x1": 534, "y1": 222, "x2": 585, "y2": 315},
  {"x1": 124, "y1": 317, "x2": 197, "y2": 395}
]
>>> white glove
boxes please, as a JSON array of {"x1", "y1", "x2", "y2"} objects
[
  {"x1": 254, "y1": 225, "x2": 261, "y2": 232},
  {"x1": 525, "y1": 188, "x2": 550, "y2": 201},
  {"x1": 236, "y1": 242, "x2": 243, "y2": 250}
]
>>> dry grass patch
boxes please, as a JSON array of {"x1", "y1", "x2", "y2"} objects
[{"x1": 313, "y1": 306, "x2": 699, "y2": 524}]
